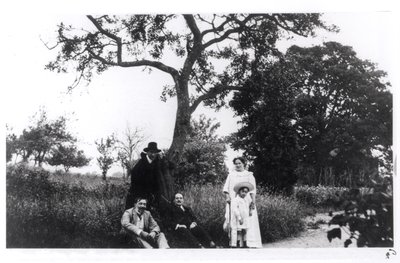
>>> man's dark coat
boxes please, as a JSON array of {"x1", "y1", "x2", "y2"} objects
[
  {"x1": 167, "y1": 205, "x2": 198, "y2": 229},
  {"x1": 125, "y1": 152, "x2": 161, "y2": 209},
  {"x1": 166, "y1": 204, "x2": 213, "y2": 248}
]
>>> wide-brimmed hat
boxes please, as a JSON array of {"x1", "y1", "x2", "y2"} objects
[
  {"x1": 143, "y1": 142, "x2": 161, "y2": 153},
  {"x1": 233, "y1": 181, "x2": 254, "y2": 193}
]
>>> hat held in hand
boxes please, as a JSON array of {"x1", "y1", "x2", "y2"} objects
[
  {"x1": 143, "y1": 142, "x2": 161, "y2": 153},
  {"x1": 233, "y1": 181, "x2": 254, "y2": 193}
]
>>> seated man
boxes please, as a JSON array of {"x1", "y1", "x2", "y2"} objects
[
  {"x1": 167, "y1": 193, "x2": 216, "y2": 248},
  {"x1": 121, "y1": 197, "x2": 169, "y2": 248}
]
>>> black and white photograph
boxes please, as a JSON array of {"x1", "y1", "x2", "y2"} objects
[{"x1": 1, "y1": 0, "x2": 399, "y2": 262}]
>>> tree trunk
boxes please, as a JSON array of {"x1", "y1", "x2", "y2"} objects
[
  {"x1": 168, "y1": 80, "x2": 191, "y2": 159},
  {"x1": 160, "y1": 80, "x2": 192, "y2": 204}
]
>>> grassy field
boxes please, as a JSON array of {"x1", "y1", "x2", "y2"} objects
[{"x1": 6, "y1": 164, "x2": 308, "y2": 248}]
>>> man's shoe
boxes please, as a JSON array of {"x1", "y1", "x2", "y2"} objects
[{"x1": 209, "y1": 241, "x2": 216, "y2": 248}]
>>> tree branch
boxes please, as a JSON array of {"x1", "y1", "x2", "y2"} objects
[
  {"x1": 267, "y1": 14, "x2": 308, "y2": 37},
  {"x1": 87, "y1": 49, "x2": 179, "y2": 79},
  {"x1": 202, "y1": 15, "x2": 257, "y2": 48},
  {"x1": 183, "y1": 15, "x2": 202, "y2": 43},
  {"x1": 87, "y1": 15, "x2": 179, "y2": 81},
  {"x1": 201, "y1": 15, "x2": 233, "y2": 37},
  {"x1": 189, "y1": 85, "x2": 243, "y2": 113},
  {"x1": 87, "y1": 15, "x2": 123, "y2": 63}
]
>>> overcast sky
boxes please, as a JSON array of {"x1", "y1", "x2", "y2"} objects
[{"x1": 2, "y1": 3, "x2": 399, "y2": 175}]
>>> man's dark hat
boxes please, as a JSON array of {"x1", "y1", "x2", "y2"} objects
[{"x1": 143, "y1": 142, "x2": 161, "y2": 153}]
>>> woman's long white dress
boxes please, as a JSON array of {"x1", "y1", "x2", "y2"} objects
[{"x1": 223, "y1": 170, "x2": 262, "y2": 248}]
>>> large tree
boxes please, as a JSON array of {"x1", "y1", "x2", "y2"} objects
[
  {"x1": 288, "y1": 42, "x2": 392, "y2": 179},
  {"x1": 230, "y1": 41, "x2": 392, "y2": 189},
  {"x1": 46, "y1": 13, "x2": 334, "y2": 197}
]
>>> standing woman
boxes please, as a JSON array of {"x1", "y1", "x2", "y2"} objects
[{"x1": 223, "y1": 157, "x2": 262, "y2": 248}]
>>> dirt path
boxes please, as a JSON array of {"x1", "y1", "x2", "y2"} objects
[{"x1": 263, "y1": 212, "x2": 350, "y2": 248}]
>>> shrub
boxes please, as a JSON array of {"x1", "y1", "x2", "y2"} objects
[
  {"x1": 327, "y1": 176, "x2": 393, "y2": 247},
  {"x1": 294, "y1": 185, "x2": 349, "y2": 208}
]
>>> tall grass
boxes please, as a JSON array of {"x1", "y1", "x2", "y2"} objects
[
  {"x1": 257, "y1": 193, "x2": 306, "y2": 242},
  {"x1": 182, "y1": 183, "x2": 306, "y2": 243},
  {"x1": 294, "y1": 185, "x2": 349, "y2": 208},
  {"x1": 7, "y1": 164, "x2": 127, "y2": 248},
  {"x1": 7, "y1": 164, "x2": 306, "y2": 247}
]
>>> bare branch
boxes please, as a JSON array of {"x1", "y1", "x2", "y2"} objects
[
  {"x1": 40, "y1": 36, "x2": 59, "y2": 50},
  {"x1": 201, "y1": 15, "x2": 234, "y2": 37},
  {"x1": 196, "y1": 14, "x2": 213, "y2": 26}
]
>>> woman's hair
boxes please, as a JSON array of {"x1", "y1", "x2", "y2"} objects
[{"x1": 233, "y1": 156, "x2": 246, "y2": 165}]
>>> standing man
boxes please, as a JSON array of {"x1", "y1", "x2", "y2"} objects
[
  {"x1": 167, "y1": 193, "x2": 216, "y2": 248},
  {"x1": 125, "y1": 142, "x2": 162, "y2": 210},
  {"x1": 121, "y1": 197, "x2": 170, "y2": 248}
]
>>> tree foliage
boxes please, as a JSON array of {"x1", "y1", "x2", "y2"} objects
[
  {"x1": 46, "y1": 144, "x2": 91, "y2": 172},
  {"x1": 6, "y1": 128, "x2": 17, "y2": 163},
  {"x1": 6, "y1": 110, "x2": 77, "y2": 167},
  {"x1": 175, "y1": 115, "x2": 228, "y2": 187},
  {"x1": 95, "y1": 135, "x2": 117, "y2": 180},
  {"x1": 288, "y1": 42, "x2": 392, "y2": 184},
  {"x1": 229, "y1": 41, "x2": 392, "y2": 191},
  {"x1": 228, "y1": 51, "x2": 300, "y2": 194}
]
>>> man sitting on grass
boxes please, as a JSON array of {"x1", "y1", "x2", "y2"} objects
[
  {"x1": 167, "y1": 193, "x2": 216, "y2": 248},
  {"x1": 121, "y1": 197, "x2": 169, "y2": 248}
]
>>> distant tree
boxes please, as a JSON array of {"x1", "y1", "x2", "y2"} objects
[
  {"x1": 6, "y1": 126, "x2": 17, "y2": 163},
  {"x1": 12, "y1": 131, "x2": 34, "y2": 163},
  {"x1": 46, "y1": 14, "x2": 335, "y2": 199},
  {"x1": 7, "y1": 110, "x2": 76, "y2": 166},
  {"x1": 95, "y1": 135, "x2": 116, "y2": 180},
  {"x1": 115, "y1": 126, "x2": 146, "y2": 179},
  {"x1": 47, "y1": 144, "x2": 91, "y2": 172},
  {"x1": 175, "y1": 115, "x2": 228, "y2": 187}
]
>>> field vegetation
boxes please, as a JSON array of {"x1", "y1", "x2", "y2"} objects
[{"x1": 7, "y1": 164, "x2": 307, "y2": 248}]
